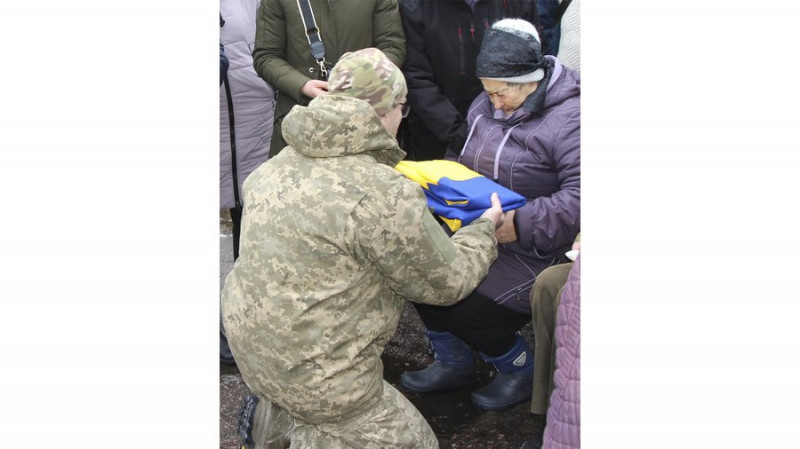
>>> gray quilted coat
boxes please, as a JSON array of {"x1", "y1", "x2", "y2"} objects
[{"x1": 220, "y1": 0, "x2": 275, "y2": 210}]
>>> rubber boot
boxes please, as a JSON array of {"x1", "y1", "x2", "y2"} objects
[
  {"x1": 520, "y1": 437, "x2": 543, "y2": 449},
  {"x1": 401, "y1": 330, "x2": 477, "y2": 393},
  {"x1": 471, "y1": 333, "x2": 534, "y2": 411}
]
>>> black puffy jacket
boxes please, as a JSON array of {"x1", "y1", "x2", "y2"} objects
[{"x1": 398, "y1": 0, "x2": 537, "y2": 160}]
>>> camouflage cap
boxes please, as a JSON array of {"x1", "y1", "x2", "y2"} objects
[{"x1": 326, "y1": 47, "x2": 407, "y2": 116}]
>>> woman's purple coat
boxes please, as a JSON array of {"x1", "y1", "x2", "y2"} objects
[{"x1": 449, "y1": 56, "x2": 580, "y2": 313}]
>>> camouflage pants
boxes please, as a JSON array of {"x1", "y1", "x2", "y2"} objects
[{"x1": 254, "y1": 380, "x2": 438, "y2": 449}]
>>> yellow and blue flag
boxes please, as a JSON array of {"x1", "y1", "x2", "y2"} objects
[{"x1": 395, "y1": 160, "x2": 527, "y2": 231}]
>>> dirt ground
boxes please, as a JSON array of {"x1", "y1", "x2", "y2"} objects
[{"x1": 219, "y1": 211, "x2": 545, "y2": 449}]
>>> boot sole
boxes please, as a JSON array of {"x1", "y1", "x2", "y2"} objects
[
  {"x1": 400, "y1": 377, "x2": 477, "y2": 394},
  {"x1": 470, "y1": 394, "x2": 531, "y2": 411}
]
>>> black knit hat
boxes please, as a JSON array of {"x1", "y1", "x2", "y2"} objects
[{"x1": 476, "y1": 18, "x2": 545, "y2": 83}]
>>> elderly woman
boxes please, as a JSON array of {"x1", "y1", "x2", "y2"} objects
[{"x1": 401, "y1": 18, "x2": 580, "y2": 412}]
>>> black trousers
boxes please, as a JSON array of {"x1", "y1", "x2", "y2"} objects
[{"x1": 414, "y1": 291, "x2": 531, "y2": 357}]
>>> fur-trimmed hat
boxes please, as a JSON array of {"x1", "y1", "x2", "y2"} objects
[
  {"x1": 326, "y1": 47, "x2": 407, "y2": 116},
  {"x1": 476, "y1": 18, "x2": 545, "y2": 83}
]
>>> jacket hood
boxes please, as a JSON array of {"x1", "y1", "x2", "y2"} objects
[
  {"x1": 475, "y1": 56, "x2": 580, "y2": 124},
  {"x1": 282, "y1": 94, "x2": 406, "y2": 166},
  {"x1": 538, "y1": 56, "x2": 580, "y2": 111}
]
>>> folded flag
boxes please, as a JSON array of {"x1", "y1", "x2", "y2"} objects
[{"x1": 395, "y1": 160, "x2": 527, "y2": 231}]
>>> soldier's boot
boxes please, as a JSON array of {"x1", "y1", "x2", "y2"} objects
[
  {"x1": 238, "y1": 394, "x2": 259, "y2": 449},
  {"x1": 400, "y1": 330, "x2": 476, "y2": 393},
  {"x1": 471, "y1": 333, "x2": 534, "y2": 411},
  {"x1": 238, "y1": 394, "x2": 295, "y2": 449}
]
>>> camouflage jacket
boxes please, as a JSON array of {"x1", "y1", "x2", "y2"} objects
[{"x1": 221, "y1": 94, "x2": 498, "y2": 424}]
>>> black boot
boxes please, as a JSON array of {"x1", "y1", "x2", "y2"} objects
[
  {"x1": 471, "y1": 333, "x2": 534, "y2": 411},
  {"x1": 520, "y1": 436, "x2": 543, "y2": 449},
  {"x1": 238, "y1": 394, "x2": 259, "y2": 449},
  {"x1": 401, "y1": 330, "x2": 476, "y2": 393}
]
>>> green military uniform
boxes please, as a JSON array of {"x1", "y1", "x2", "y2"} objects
[
  {"x1": 222, "y1": 82, "x2": 499, "y2": 446},
  {"x1": 252, "y1": 0, "x2": 406, "y2": 156}
]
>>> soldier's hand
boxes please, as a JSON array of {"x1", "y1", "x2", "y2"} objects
[{"x1": 479, "y1": 193, "x2": 504, "y2": 230}]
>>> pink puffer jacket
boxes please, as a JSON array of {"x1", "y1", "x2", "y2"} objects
[{"x1": 543, "y1": 252, "x2": 580, "y2": 449}]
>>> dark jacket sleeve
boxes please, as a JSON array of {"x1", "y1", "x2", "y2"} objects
[
  {"x1": 373, "y1": 0, "x2": 407, "y2": 69},
  {"x1": 514, "y1": 107, "x2": 580, "y2": 253},
  {"x1": 536, "y1": 0, "x2": 561, "y2": 55},
  {"x1": 252, "y1": 0, "x2": 310, "y2": 104},
  {"x1": 399, "y1": 0, "x2": 468, "y2": 152}
]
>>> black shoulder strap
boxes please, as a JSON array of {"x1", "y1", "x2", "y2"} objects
[
  {"x1": 555, "y1": 0, "x2": 573, "y2": 25},
  {"x1": 296, "y1": 0, "x2": 328, "y2": 79},
  {"x1": 221, "y1": 73, "x2": 241, "y2": 210}
]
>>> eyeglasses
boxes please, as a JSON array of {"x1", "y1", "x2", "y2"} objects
[
  {"x1": 485, "y1": 87, "x2": 513, "y2": 101},
  {"x1": 399, "y1": 102, "x2": 410, "y2": 118}
]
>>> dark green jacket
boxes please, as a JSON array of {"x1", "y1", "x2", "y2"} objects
[{"x1": 253, "y1": 0, "x2": 406, "y2": 154}]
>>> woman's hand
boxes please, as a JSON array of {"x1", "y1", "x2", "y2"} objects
[
  {"x1": 495, "y1": 209, "x2": 517, "y2": 243},
  {"x1": 301, "y1": 79, "x2": 329, "y2": 98}
]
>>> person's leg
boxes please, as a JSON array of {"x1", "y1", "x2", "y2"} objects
[
  {"x1": 220, "y1": 328, "x2": 236, "y2": 365},
  {"x1": 404, "y1": 294, "x2": 529, "y2": 395},
  {"x1": 403, "y1": 294, "x2": 532, "y2": 411},
  {"x1": 413, "y1": 293, "x2": 530, "y2": 356},
  {"x1": 290, "y1": 381, "x2": 438, "y2": 449},
  {"x1": 230, "y1": 205, "x2": 243, "y2": 261},
  {"x1": 529, "y1": 263, "x2": 572, "y2": 415},
  {"x1": 220, "y1": 289, "x2": 236, "y2": 365}
]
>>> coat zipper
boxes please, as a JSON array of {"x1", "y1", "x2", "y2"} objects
[{"x1": 493, "y1": 124, "x2": 521, "y2": 181}]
